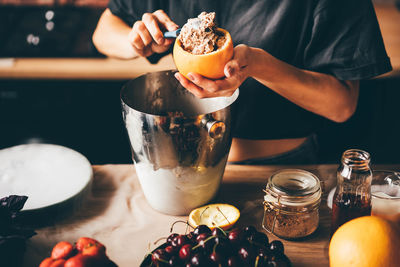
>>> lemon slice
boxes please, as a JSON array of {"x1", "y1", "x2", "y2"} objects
[{"x1": 188, "y1": 203, "x2": 240, "y2": 230}]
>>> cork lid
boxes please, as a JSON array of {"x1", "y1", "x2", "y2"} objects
[{"x1": 264, "y1": 169, "x2": 321, "y2": 206}]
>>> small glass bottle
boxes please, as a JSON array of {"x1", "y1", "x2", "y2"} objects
[{"x1": 331, "y1": 149, "x2": 372, "y2": 235}]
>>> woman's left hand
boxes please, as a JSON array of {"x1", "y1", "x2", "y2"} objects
[{"x1": 174, "y1": 44, "x2": 251, "y2": 98}]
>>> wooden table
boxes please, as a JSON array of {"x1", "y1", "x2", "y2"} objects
[{"x1": 23, "y1": 164, "x2": 400, "y2": 267}]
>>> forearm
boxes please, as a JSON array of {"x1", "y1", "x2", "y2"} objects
[
  {"x1": 92, "y1": 9, "x2": 138, "y2": 59},
  {"x1": 248, "y1": 47, "x2": 359, "y2": 123}
]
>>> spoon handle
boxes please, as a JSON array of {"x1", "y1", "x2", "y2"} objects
[{"x1": 164, "y1": 29, "x2": 181, "y2": 38}]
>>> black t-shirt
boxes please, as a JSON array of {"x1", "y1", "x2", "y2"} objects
[{"x1": 108, "y1": 0, "x2": 392, "y2": 139}]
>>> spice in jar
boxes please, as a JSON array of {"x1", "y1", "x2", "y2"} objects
[{"x1": 262, "y1": 169, "x2": 322, "y2": 239}]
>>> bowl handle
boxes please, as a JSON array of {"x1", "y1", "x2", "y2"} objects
[{"x1": 200, "y1": 115, "x2": 226, "y2": 139}]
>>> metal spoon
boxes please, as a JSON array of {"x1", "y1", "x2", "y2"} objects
[{"x1": 163, "y1": 18, "x2": 201, "y2": 38}]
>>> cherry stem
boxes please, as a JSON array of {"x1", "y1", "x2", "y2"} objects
[
  {"x1": 216, "y1": 206, "x2": 231, "y2": 225},
  {"x1": 157, "y1": 258, "x2": 169, "y2": 265},
  {"x1": 199, "y1": 206, "x2": 210, "y2": 220},
  {"x1": 170, "y1": 220, "x2": 194, "y2": 233},
  {"x1": 215, "y1": 225, "x2": 228, "y2": 237},
  {"x1": 192, "y1": 235, "x2": 216, "y2": 250},
  {"x1": 212, "y1": 242, "x2": 218, "y2": 253},
  {"x1": 153, "y1": 236, "x2": 167, "y2": 246},
  {"x1": 255, "y1": 255, "x2": 260, "y2": 267}
]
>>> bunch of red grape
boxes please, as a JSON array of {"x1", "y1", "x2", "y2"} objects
[{"x1": 143, "y1": 225, "x2": 291, "y2": 267}]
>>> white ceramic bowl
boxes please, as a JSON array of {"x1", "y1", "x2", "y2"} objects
[{"x1": 0, "y1": 144, "x2": 92, "y2": 213}]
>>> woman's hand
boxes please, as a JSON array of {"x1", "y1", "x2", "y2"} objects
[
  {"x1": 128, "y1": 10, "x2": 179, "y2": 57},
  {"x1": 174, "y1": 44, "x2": 252, "y2": 98}
]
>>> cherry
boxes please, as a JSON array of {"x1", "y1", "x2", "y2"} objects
[
  {"x1": 151, "y1": 249, "x2": 169, "y2": 265},
  {"x1": 226, "y1": 255, "x2": 240, "y2": 267},
  {"x1": 258, "y1": 246, "x2": 272, "y2": 258},
  {"x1": 243, "y1": 225, "x2": 257, "y2": 239},
  {"x1": 190, "y1": 253, "x2": 208, "y2": 266},
  {"x1": 193, "y1": 225, "x2": 212, "y2": 236},
  {"x1": 274, "y1": 254, "x2": 291, "y2": 267},
  {"x1": 267, "y1": 259, "x2": 278, "y2": 267},
  {"x1": 209, "y1": 251, "x2": 223, "y2": 266},
  {"x1": 195, "y1": 233, "x2": 210, "y2": 243},
  {"x1": 249, "y1": 231, "x2": 269, "y2": 247},
  {"x1": 238, "y1": 243, "x2": 256, "y2": 265},
  {"x1": 214, "y1": 237, "x2": 231, "y2": 257},
  {"x1": 165, "y1": 245, "x2": 177, "y2": 255},
  {"x1": 168, "y1": 255, "x2": 181, "y2": 266},
  {"x1": 228, "y1": 228, "x2": 243, "y2": 244},
  {"x1": 187, "y1": 232, "x2": 196, "y2": 243},
  {"x1": 179, "y1": 244, "x2": 192, "y2": 261},
  {"x1": 194, "y1": 233, "x2": 214, "y2": 252},
  {"x1": 211, "y1": 227, "x2": 225, "y2": 237},
  {"x1": 254, "y1": 255, "x2": 270, "y2": 267},
  {"x1": 167, "y1": 233, "x2": 179, "y2": 245},
  {"x1": 171, "y1": 235, "x2": 189, "y2": 249},
  {"x1": 269, "y1": 240, "x2": 284, "y2": 255}
]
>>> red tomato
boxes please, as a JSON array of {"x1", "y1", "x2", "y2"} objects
[
  {"x1": 39, "y1": 258, "x2": 53, "y2": 267},
  {"x1": 50, "y1": 259, "x2": 66, "y2": 267},
  {"x1": 64, "y1": 254, "x2": 93, "y2": 267},
  {"x1": 75, "y1": 237, "x2": 105, "y2": 253},
  {"x1": 82, "y1": 245, "x2": 106, "y2": 260},
  {"x1": 51, "y1": 241, "x2": 74, "y2": 260}
]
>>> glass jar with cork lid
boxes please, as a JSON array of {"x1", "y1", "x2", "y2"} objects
[{"x1": 262, "y1": 169, "x2": 322, "y2": 239}]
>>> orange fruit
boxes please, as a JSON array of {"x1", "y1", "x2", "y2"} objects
[
  {"x1": 188, "y1": 203, "x2": 240, "y2": 230},
  {"x1": 329, "y1": 216, "x2": 400, "y2": 267},
  {"x1": 173, "y1": 28, "x2": 234, "y2": 79}
]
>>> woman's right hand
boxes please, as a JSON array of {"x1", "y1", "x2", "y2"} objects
[{"x1": 128, "y1": 10, "x2": 179, "y2": 57}]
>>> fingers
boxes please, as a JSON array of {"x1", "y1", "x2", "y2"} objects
[
  {"x1": 224, "y1": 60, "x2": 240, "y2": 78},
  {"x1": 175, "y1": 72, "x2": 237, "y2": 98},
  {"x1": 142, "y1": 13, "x2": 164, "y2": 45},
  {"x1": 128, "y1": 10, "x2": 179, "y2": 57},
  {"x1": 174, "y1": 73, "x2": 205, "y2": 98},
  {"x1": 153, "y1": 10, "x2": 179, "y2": 31}
]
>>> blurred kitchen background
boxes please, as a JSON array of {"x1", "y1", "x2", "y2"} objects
[{"x1": 0, "y1": 0, "x2": 399, "y2": 164}]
